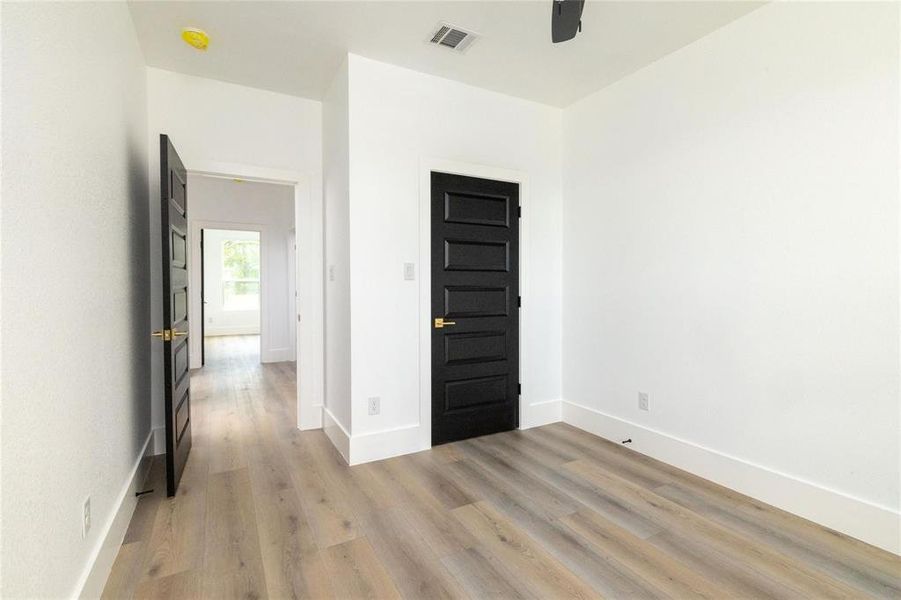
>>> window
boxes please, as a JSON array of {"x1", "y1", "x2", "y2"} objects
[{"x1": 222, "y1": 239, "x2": 260, "y2": 311}]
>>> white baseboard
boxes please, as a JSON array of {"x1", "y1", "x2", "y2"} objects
[
  {"x1": 521, "y1": 399, "x2": 562, "y2": 429},
  {"x1": 562, "y1": 400, "x2": 901, "y2": 555},
  {"x1": 322, "y1": 407, "x2": 351, "y2": 463},
  {"x1": 151, "y1": 426, "x2": 166, "y2": 455},
  {"x1": 74, "y1": 431, "x2": 154, "y2": 599},
  {"x1": 320, "y1": 412, "x2": 425, "y2": 466},
  {"x1": 261, "y1": 346, "x2": 293, "y2": 363},
  {"x1": 325, "y1": 400, "x2": 562, "y2": 466},
  {"x1": 205, "y1": 327, "x2": 260, "y2": 336},
  {"x1": 349, "y1": 423, "x2": 424, "y2": 466}
]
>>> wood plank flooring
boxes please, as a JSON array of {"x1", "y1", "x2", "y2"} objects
[{"x1": 103, "y1": 335, "x2": 901, "y2": 599}]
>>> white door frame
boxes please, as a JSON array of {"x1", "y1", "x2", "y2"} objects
[
  {"x1": 189, "y1": 221, "x2": 265, "y2": 361},
  {"x1": 287, "y1": 229, "x2": 297, "y2": 362},
  {"x1": 188, "y1": 160, "x2": 324, "y2": 431},
  {"x1": 417, "y1": 157, "x2": 534, "y2": 451}
]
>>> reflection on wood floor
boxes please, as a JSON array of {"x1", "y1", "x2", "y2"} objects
[{"x1": 103, "y1": 335, "x2": 900, "y2": 599}]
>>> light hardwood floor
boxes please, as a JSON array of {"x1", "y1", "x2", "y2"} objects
[{"x1": 104, "y1": 335, "x2": 900, "y2": 599}]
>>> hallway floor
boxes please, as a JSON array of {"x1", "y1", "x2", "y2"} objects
[{"x1": 103, "y1": 336, "x2": 899, "y2": 599}]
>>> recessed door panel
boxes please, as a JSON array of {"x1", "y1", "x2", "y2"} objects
[
  {"x1": 171, "y1": 172, "x2": 186, "y2": 215},
  {"x1": 174, "y1": 389, "x2": 190, "y2": 443},
  {"x1": 445, "y1": 375, "x2": 508, "y2": 413},
  {"x1": 444, "y1": 239, "x2": 509, "y2": 272},
  {"x1": 173, "y1": 339, "x2": 189, "y2": 389},
  {"x1": 445, "y1": 191, "x2": 510, "y2": 227},
  {"x1": 444, "y1": 286, "x2": 508, "y2": 318},
  {"x1": 444, "y1": 331, "x2": 507, "y2": 365},
  {"x1": 171, "y1": 228, "x2": 187, "y2": 268},
  {"x1": 173, "y1": 290, "x2": 187, "y2": 323}
]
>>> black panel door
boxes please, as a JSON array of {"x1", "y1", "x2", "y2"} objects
[
  {"x1": 200, "y1": 229, "x2": 205, "y2": 366},
  {"x1": 431, "y1": 172, "x2": 519, "y2": 445},
  {"x1": 159, "y1": 135, "x2": 192, "y2": 496}
]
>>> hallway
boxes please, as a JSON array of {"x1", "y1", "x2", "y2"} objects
[
  {"x1": 202, "y1": 334, "x2": 262, "y2": 369},
  {"x1": 102, "y1": 339, "x2": 899, "y2": 599}
]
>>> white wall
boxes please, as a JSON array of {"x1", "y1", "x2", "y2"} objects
[
  {"x1": 147, "y1": 68, "x2": 323, "y2": 445},
  {"x1": 562, "y1": 2, "x2": 900, "y2": 553},
  {"x1": 1, "y1": 3, "x2": 151, "y2": 597},
  {"x1": 201, "y1": 229, "x2": 261, "y2": 337},
  {"x1": 322, "y1": 58, "x2": 353, "y2": 447},
  {"x1": 339, "y1": 54, "x2": 563, "y2": 463},
  {"x1": 188, "y1": 177, "x2": 294, "y2": 366}
]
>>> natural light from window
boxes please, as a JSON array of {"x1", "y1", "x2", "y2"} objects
[{"x1": 222, "y1": 238, "x2": 260, "y2": 311}]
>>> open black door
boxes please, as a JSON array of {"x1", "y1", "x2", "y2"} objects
[
  {"x1": 431, "y1": 172, "x2": 520, "y2": 445},
  {"x1": 158, "y1": 134, "x2": 192, "y2": 496},
  {"x1": 200, "y1": 229, "x2": 205, "y2": 366}
]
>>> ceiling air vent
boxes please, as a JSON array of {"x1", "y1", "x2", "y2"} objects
[{"x1": 428, "y1": 23, "x2": 477, "y2": 53}]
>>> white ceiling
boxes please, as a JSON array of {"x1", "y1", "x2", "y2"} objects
[{"x1": 128, "y1": 1, "x2": 763, "y2": 108}]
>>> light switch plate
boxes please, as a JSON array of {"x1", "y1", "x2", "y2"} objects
[{"x1": 403, "y1": 263, "x2": 415, "y2": 281}]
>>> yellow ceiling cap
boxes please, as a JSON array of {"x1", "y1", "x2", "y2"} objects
[{"x1": 181, "y1": 28, "x2": 209, "y2": 51}]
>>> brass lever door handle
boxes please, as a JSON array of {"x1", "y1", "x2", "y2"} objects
[
  {"x1": 434, "y1": 318, "x2": 457, "y2": 329},
  {"x1": 151, "y1": 329, "x2": 186, "y2": 340}
]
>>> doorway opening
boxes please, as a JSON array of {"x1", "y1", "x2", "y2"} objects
[
  {"x1": 187, "y1": 175, "x2": 297, "y2": 374},
  {"x1": 185, "y1": 177, "x2": 301, "y2": 467},
  {"x1": 155, "y1": 136, "x2": 322, "y2": 496},
  {"x1": 201, "y1": 228, "x2": 262, "y2": 365}
]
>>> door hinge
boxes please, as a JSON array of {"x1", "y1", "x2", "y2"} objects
[
  {"x1": 517, "y1": 295, "x2": 521, "y2": 308},
  {"x1": 518, "y1": 205, "x2": 522, "y2": 218},
  {"x1": 518, "y1": 383, "x2": 522, "y2": 395}
]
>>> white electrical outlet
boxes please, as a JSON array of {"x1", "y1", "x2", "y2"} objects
[
  {"x1": 403, "y1": 263, "x2": 415, "y2": 281},
  {"x1": 368, "y1": 397, "x2": 380, "y2": 415},
  {"x1": 638, "y1": 392, "x2": 650, "y2": 411},
  {"x1": 82, "y1": 497, "x2": 91, "y2": 539}
]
